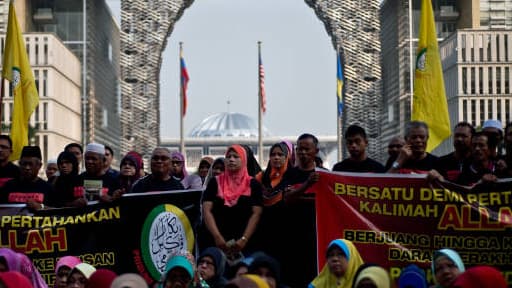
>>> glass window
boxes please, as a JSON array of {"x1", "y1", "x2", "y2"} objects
[
  {"x1": 471, "y1": 100, "x2": 476, "y2": 126},
  {"x1": 462, "y1": 67, "x2": 467, "y2": 94},
  {"x1": 461, "y1": 34, "x2": 466, "y2": 62},
  {"x1": 498, "y1": 99, "x2": 502, "y2": 121},
  {"x1": 488, "y1": 100, "x2": 493, "y2": 120},
  {"x1": 479, "y1": 67, "x2": 483, "y2": 94},
  {"x1": 480, "y1": 99, "x2": 485, "y2": 123},
  {"x1": 471, "y1": 67, "x2": 475, "y2": 94},
  {"x1": 506, "y1": 67, "x2": 510, "y2": 94},
  {"x1": 497, "y1": 67, "x2": 501, "y2": 94},
  {"x1": 497, "y1": 35, "x2": 500, "y2": 62},
  {"x1": 43, "y1": 70, "x2": 47, "y2": 97},
  {"x1": 463, "y1": 99, "x2": 467, "y2": 122},
  {"x1": 489, "y1": 67, "x2": 493, "y2": 94}
]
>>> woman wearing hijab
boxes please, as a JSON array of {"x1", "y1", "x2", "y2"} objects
[
  {"x1": 0, "y1": 248, "x2": 48, "y2": 288},
  {"x1": 197, "y1": 247, "x2": 227, "y2": 288},
  {"x1": 54, "y1": 256, "x2": 81, "y2": 288},
  {"x1": 171, "y1": 152, "x2": 202, "y2": 190},
  {"x1": 351, "y1": 264, "x2": 390, "y2": 288},
  {"x1": 397, "y1": 265, "x2": 427, "y2": 288},
  {"x1": 113, "y1": 153, "x2": 144, "y2": 196},
  {"x1": 452, "y1": 266, "x2": 507, "y2": 288},
  {"x1": 0, "y1": 271, "x2": 34, "y2": 288},
  {"x1": 201, "y1": 144, "x2": 263, "y2": 263},
  {"x1": 431, "y1": 248, "x2": 465, "y2": 288},
  {"x1": 197, "y1": 157, "x2": 214, "y2": 186},
  {"x1": 160, "y1": 254, "x2": 195, "y2": 288},
  {"x1": 309, "y1": 239, "x2": 364, "y2": 288},
  {"x1": 45, "y1": 151, "x2": 81, "y2": 208},
  {"x1": 255, "y1": 143, "x2": 291, "y2": 207},
  {"x1": 67, "y1": 263, "x2": 96, "y2": 288}
]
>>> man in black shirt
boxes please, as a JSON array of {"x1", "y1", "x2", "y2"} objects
[
  {"x1": 332, "y1": 124, "x2": 385, "y2": 173},
  {"x1": 1, "y1": 146, "x2": 52, "y2": 211},
  {"x1": 131, "y1": 147, "x2": 184, "y2": 193},
  {"x1": 0, "y1": 135, "x2": 20, "y2": 187},
  {"x1": 435, "y1": 122, "x2": 474, "y2": 181}
]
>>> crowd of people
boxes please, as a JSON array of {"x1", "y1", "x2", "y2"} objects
[{"x1": 0, "y1": 118, "x2": 510, "y2": 287}]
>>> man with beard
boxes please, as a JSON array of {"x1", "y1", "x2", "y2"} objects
[
  {"x1": 434, "y1": 122, "x2": 474, "y2": 181},
  {"x1": 332, "y1": 124, "x2": 385, "y2": 173},
  {"x1": 388, "y1": 121, "x2": 438, "y2": 173}
]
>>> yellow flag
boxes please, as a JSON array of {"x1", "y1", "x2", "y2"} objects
[
  {"x1": 412, "y1": 0, "x2": 451, "y2": 152},
  {"x1": 2, "y1": 3, "x2": 39, "y2": 160}
]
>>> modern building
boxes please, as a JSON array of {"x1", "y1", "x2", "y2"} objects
[
  {"x1": 380, "y1": 0, "x2": 512, "y2": 158},
  {"x1": 0, "y1": 33, "x2": 82, "y2": 165},
  {"x1": 22, "y1": 0, "x2": 121, "y2": 157},
  {"x1": 438, "y1": 29, "x2": 512, "y2": 154},
  {"x1": 120, "y1": 0, "x2": 382, "y2": 162}
]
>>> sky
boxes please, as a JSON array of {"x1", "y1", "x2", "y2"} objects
[{"x1": 106, "y1": 0, "x2": 336, "y2": 139}]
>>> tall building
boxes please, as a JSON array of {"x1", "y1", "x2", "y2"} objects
[
  {"x1": 439, "y1": 29, "x2": 512, "y2": 154},
  {"x1": 121, "y1": 0, "x2": 382, "y2": 162},
  {"x1": 28, "y1": 0, "x2": 121, "y2": 156},
  {"x1": 379, "y1": 0, "x2": 459, "y2": 159},
  {"x1": 0, "y1": 33, "x2": 82, "y2": 165},
  {"x1": 380, "y1": 0, "x2": 512, "y2": 158}
]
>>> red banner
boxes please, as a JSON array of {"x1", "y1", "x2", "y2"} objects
[{"x1": 312, "y1": 170, "x2": 512, "y2": 284}]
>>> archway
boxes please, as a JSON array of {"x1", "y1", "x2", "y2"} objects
[{"x1": 120, "y1": 0, "x2": 382, "y2": 161}]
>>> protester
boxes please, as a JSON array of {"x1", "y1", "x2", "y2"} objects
[
  {"x1": 211, "y1": 158, "x2": 225, "y2": 177},
  {"x1": 242, "y1": 145, "x2": 262, "y2": 177},
  {"x1": 431, "y1": 248, "x2": 465, "y2": 288},
  {"x1": 248, "y1": 253, "x2": 286, "y2": 288},
  {"x1": 160, "y1": 254, "x2": 195, "y2": 288},
  {"x1": 110, "y1": 273, "x2": 148, "y2": 288},
  {"x1": 170, "y1": 151, "x2": 202, "y2": 190},
  {"x1": 54, "y1": 256, "x2": 82, "y2": 288},
  {"x1": 0, "y1": 146, "x2": 53, "y2": 211},
  {"x1": 332, "y1": 124, "x2": 385, "y2": 173},
  {"x1": 452, "y1": 266, "x2": 507, "y2": 288},
  {"x1": 383, "y1": 136, "x2": 405, "y2": 171},
  {"x1": 64, "y1": 143, "x2": 84, "y2": 171},
  {"x1": 225, "y1": 274, "x2": 270, "y2": 288},
  {"x1": 130, "y1": 148, "x2": 184, "y2": 193},
  {"x1": 309, "y1": 239, "x2": 364, "y2": 288},
  {"x1": 0, "y1": 135, "x2": 20, "y2": 188},
  {"x1": 481, "y1": 119, "x2": 503, "y2": 158},
  {"x1": 197, "y1": 247, "x2": 227, "y2": 288},
  {"x1": 255, "y1": 142, "x2": 291, "y2": 206},
  {"x1": 85, "y1": 269, "x2": 117, "y2": 288},
  {"x1": 434, "y1": 122, "x2": 474, "y2": 181},
  {"x1": 67, "y1": 263, "x2": 96, "y2": 288},
  {"x1": 103, "y1": 145, "x2": 120, "y2": 178},
  {"x1": 45, "y1": 159, "x2": 58, "y2": 182},
  {"x1": 200, "y1": 144, "x2": 263, "y2": 263},
  {"x1": 388, "y1": 121, "x2": 438, "y2": 173},
  {"x1": 0, "y1": 271, "x2": 34, "y2": 288},
  {"x1": 197, "y1": 157, "x2": 214, "y2": 186},
  {"x1": 0, "y1": 248, "x2": 48, "y2": 288},
  {"x1": 112, "y1": 153, "x2": 144, "y2": 197},
  {"x1": 352, "y1": 264, "x2": 390, "y2": 288},
  {"x1": 46, "y1": 151, "x2": 81, "y2": 208},
  {"x1": 397, "y1": 264, "x2": 427, "y2": 288}
]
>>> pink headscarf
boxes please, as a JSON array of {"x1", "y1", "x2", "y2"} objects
[
  {"x1": 216, "y1": 145, "x2": 252, "y2": 207},
  {"x1": 55, "y1": 256, "x2": 81, "y2": 274},
  {"x1": 171, "y1": 151, "x2": 188, "y2": 178},
  {"x1": 0, "y1": 248, "x2": 48, "y2": 288}
]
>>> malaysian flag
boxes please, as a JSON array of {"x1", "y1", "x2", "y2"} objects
[
  {"x1": 259, "y1": 50, "x2": 267, "y2": 113},
  {"x1": 180, "y1": 45, "x2": 190, "y2": 117}
]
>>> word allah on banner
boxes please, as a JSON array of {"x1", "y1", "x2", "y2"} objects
[{"x1": 311, "y1": 170, "x2": 512, "y2": 285}]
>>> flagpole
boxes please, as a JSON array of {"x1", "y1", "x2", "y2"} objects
[
  {"x1": 0, "y1": 78, "x2": 4, "y2": 130},
  {"x1": 179, "y1": 42, "x2": 185, "y2": 155},
  {"x1": 258, "y1": 41, "x2": 263, "y2": 165},
  {"x1": 336, "y1": 45, "x2": 343, "y2": 162}
]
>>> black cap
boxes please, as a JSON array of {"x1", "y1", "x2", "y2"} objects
[{"x1": 21, "y1": 146, "x2": 42, "y2": 160}]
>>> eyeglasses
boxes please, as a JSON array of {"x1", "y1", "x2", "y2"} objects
[{"x1": 151, "y1": 155, "x2": 170, "y2": 161}]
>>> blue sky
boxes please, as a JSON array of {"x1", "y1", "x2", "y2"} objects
[{"x1": 106, "y1": 0, "x2": 336, "y2": 139}]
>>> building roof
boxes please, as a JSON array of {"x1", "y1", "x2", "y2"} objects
[{"x1": 189, "y1": 112, "x2": 270, "y2": 138}]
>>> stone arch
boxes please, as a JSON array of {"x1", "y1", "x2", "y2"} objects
[{"x1": 120, "y1": 0, "x2": 382, "y2": 161}]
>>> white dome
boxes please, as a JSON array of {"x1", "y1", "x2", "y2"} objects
[{"x1": 189, "y1": 112, "x2": 270, "y2": 137}]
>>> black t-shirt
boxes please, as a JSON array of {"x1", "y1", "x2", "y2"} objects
[
  {"x1": 130, "y1": 175, "x2": 185, "y2": 193},
  {"x1": 400, "y1": 153, "x2": 439, "y2": 173},
  {"x1": 332, "y1": 158, "x2": 385, "y2": 173},
  {"x1": 0, "y1": 162, "x2": 20, "y2": 188},
  {"x1": 202, "y1": 177, "x2": 263, "y2": 245},
  {"x1": 435, "y1": 152, "x2": 471, "y2": 182},
  {"x1": 0, "y1": 178, "x2": 53, "y2": 204},
  {"x1": 456, "y1": 162, "x2": 497, "y2": 186}
]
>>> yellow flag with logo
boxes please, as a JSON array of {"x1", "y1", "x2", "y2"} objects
[
  {"x1": 2, "y1": 3, "x2": 39, "y2": 160},
  {"x1": 412, "y1": 0, "x2": 451, "y2": 152}
]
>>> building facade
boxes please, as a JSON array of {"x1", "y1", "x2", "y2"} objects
[
  {"x1": 438, "y1": 29, "x2": 512, "y2": 154},
  {"x1": 380, "y1": 0, "x2": 512, "y2": 158},
  {"x1": 0, "y1": 33, "x2": 82, "y2": 165}
]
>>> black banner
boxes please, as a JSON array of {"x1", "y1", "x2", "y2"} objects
[{"x1": 0, "y1": 190, "x2": 202, "y2": 287}]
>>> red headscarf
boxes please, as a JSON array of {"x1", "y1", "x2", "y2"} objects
[
  {"x1": 217, "y1": 145, "x2": 252, "y2": 207},
  {"x1": 452, "y1": 266, "x2": 507, "y2": 288},
  {"x1": 0, "y1": 271, "x2": 33, "y2": 288},
  {"x1": 86, "y1": 269, "x2": 118, "y2": 288}
]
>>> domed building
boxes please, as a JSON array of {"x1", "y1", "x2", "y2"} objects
[
  {"x1": 189, "y1": 112, "x2": 271, "y2": 138},
  {"x1": 161, "y1": 112, "x2": 337, "y2": 171}
]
